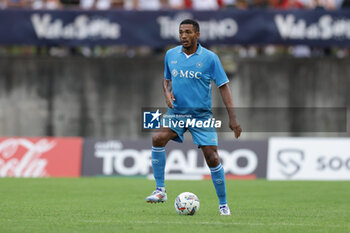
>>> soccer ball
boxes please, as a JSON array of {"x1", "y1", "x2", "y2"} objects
[{"x1": 174, "y1": 192, "x2": 200, "y2": 215}]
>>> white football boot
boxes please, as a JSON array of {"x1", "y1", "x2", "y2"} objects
[
  {"x1": 219, "y1": 204, "x2": 231, "y2": 216},
  {"x1": 146, "y1": 188, "x2": 167, "y2": 203}
]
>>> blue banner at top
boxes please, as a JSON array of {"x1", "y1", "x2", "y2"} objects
[{"x1": 1, "y1": 9, "x2": 350, "y2": 47}]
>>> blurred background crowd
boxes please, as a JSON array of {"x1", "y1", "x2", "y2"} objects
[
  {"x1": 1, "y1": 0, "x2": 350, "y2": 10},
  {"x1": 0, "y1": 0, "x2": 350, "y2": 58}
]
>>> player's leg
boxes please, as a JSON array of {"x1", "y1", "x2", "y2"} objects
[
  {"x1": 146, "y1": 127, "x2": 178, "y2": 203},
  {"x1": 190, "y1": 124, "x2": 231, "y2": 215},
  {"x1": 151, "y1": 127, "x2": 177, "y2": 188},
  {"x1": 201, "y1": 145, "x2": 231, "y2": 215}
]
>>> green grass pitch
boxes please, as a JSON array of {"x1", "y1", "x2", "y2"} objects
[{"x1": 0, "y1": 178, "x2": 349, "y2": 233}]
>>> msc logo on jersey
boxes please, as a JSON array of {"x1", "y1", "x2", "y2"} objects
[
  {"x1": 172, "y1": 69, "x2": 202, "y2": 79},
  {"x1": 143, "y1": 109, "x2": 162, "y2": 129},
  {"x1": 180, "y1": 70, "x2": 202, "y2": 79}
]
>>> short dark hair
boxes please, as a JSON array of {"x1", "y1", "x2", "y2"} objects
[{"x1": 180, "y1": 19, "x2": 200, "y2": 32}]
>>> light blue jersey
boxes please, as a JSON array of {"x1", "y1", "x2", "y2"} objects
[{"x1": 164, "y1": 44, "x2": 229, "y2": 117}]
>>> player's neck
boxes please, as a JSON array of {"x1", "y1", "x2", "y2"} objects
[{"x1": 182, "y1": 43, "x2": 198, "y2": 56}]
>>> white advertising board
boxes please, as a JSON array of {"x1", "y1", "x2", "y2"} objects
[{"x1": 267, "y1": 138, "x2": 350, "y2": 180}]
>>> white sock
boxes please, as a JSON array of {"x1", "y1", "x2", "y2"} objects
[{"x1": 157, "y1": 187, "x2": 166, "y2": 192}]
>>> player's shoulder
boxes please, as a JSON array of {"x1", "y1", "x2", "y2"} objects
[
  {"x1": 200, "y1": 45, "x2": 219, "y2": 60},
  {"x1": 166, "y1": 45, "x2": 182, "y2": 56}
]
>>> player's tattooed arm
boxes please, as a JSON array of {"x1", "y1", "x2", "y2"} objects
[
  {"x1": 219, "y1": 84, "x2": 242, "y2": 139},
  {"x1": 163, "y1": 79, "x2": 175, "y2": 109}
]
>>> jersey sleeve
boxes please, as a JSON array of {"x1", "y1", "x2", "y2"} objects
[
  {"x1": 164, "y1": 51, "x2": 171, "y2": 80},
  {"x1": 211, "y1": 54, "x2": 229, "y2": 87}
]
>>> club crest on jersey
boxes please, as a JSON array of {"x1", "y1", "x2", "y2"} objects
[
  {"x1": 179, "y1": 70, "x2": 202, "y2": 79},
  {"x1": 171, "y1": 69, "x2": 179, "y2": 77}
]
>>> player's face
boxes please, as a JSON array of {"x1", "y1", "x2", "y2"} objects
[{"x1": 179, "y1": 24, "x2": 200, "y2": 49}]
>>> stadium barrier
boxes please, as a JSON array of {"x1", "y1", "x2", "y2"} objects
[
  {"x1": 1, "y1": 57, "x2": 348, "y2": 138},
  {"x1": 1, "y1": 137, "x2": 349, "y2": 180},
  {"x1": 1, "y1": 9, "x2": 350, "y2": 46}
]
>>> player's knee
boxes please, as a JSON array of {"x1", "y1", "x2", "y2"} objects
[
  {"x1": 152, "y1": 133, "x2": 167, "y2": 147},
  {"x1": 204, "y1": 148, "x2": 220, "y2": 167},
  {"x1": 207, "y1": 154, "x2": 220, "y2": 167}
]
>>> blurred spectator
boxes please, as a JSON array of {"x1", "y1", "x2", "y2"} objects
[
  {"x1": 59, "y1": 0, "x2": 79, "y2": 7},
  {"x1": 138, "y1": 0, "x2": 165, "y2": 9},
  {"x1": 270, "y1": 0, "x2": 306, "y2": 9},
  {"x1": 32, "y1": 0, "x2": 61, "y2": 9},
  {"x1": 78, "y1": 0, "x2": 124, "y2": 9},
  {"x1": 125, "y1": 0, "x2": 168, "y2": 10},
  {"x1": 252, "y1": 0, "x2": 269, "y2": 7},
  {"x1": 80, "y1": 0, "x2": 123, "y2": 9},
  {"x1": 190, "y1": 0, "x2": 224, "y2": 10},
  {"x1": 168, "y1": 0, "x2": 185, "y2": 9},
  {"x1": 80, "y1": 0, "x2": 94, "y2": 8},
  {"x1": 235, "y1": 0, "x2": 248, "y2": 8},
  {"x1": 223, "y1": 0, "x2": 235, "y2": 7},
  {"x1": 123, "y1": 0, "x2": 132, "y2": 8},
  {"x1": 311, "y1": 0, "x2": 336, "y2": 9},
  {"x1": 95, "y1": 0, "x2": 111, "y2": 8},
  {"x1": 341, "y1": 0, "x2": 350, "y2": 7},
  {"x1": 110, "y1": 0, "x2": 123, "y2": 7},
  {"x1": 5, "y1": 0, "x2": 27, "y2": 8},
  {"x1": 0, "y1": 0, "x2": 7, "y2": 8},
  {"x1": 333, "y1": 0, "x2": 343, "y2": 8},
  {"x1": 298, "y1": 0, "x2": 314, "y2": 8}
]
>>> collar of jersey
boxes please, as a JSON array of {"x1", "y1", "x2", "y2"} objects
[{"x1": 178, "y1": 43, "x2": 203, "y2": 55}]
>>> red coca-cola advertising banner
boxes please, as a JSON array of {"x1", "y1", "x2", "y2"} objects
[{"x1": 0, "y1": 137, "x2": 83, "y2": 177}]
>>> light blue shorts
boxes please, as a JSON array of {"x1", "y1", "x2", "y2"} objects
[{"x1": 162, "y1": 110, "x2": 218, "y2": 147}]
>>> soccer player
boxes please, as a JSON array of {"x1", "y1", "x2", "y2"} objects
[{"x1": 146, "y1": 19, "x2": 242, "y2": 216}]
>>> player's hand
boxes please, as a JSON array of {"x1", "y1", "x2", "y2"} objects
[
  {"x1": 165, "y1": 92, "x2": 175, "y2": 108},
  {"x1": 229, "y1": 119, "x2": 242, "y2": 139}
]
